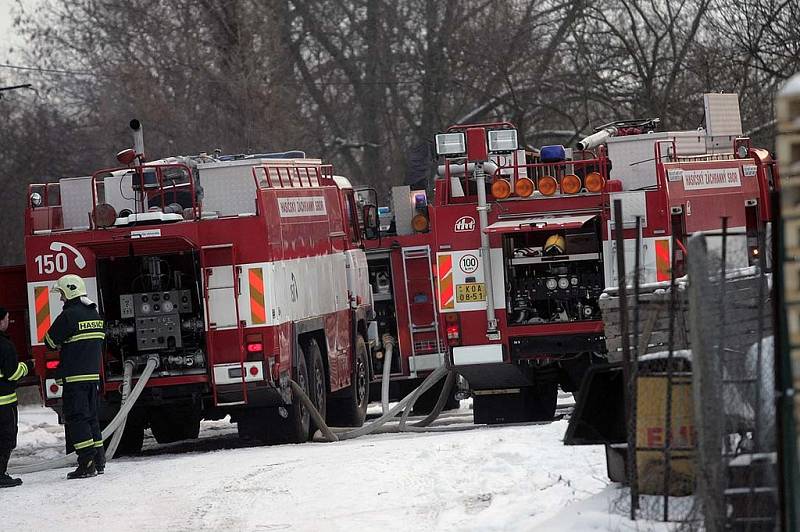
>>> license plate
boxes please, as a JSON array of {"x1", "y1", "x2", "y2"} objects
[{"x1": 456, "y1": 283, "x2": 486, "y2": 303}]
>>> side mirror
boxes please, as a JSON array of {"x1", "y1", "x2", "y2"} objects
[{"x1": 362, "y1": 204, "x2": 379, "y2": 240}]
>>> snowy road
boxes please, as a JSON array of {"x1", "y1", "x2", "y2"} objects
[{"x1": 7, "y1": 405, "x2": 620, "y2": 531}]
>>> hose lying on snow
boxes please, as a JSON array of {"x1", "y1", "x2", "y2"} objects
[
  {"x1": 10, "y1": 355, "x2": 159, "y2": 474},
  {"x1": 290, "y1": 360, "x2": 463, "y2": 443}
]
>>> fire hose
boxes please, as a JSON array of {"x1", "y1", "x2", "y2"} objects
[
  {"x1": 13, "y1": 352, "x2": 536, "y2": 473},
  {"x1": 380, "y1": 334, "x2": 395, "y2": 416},
  {"x1": 290, "y1": 360, "x2": 468, "y2": 443},
  {"x1": 106, "y1": 359, "x2": 135, "y2": 460},
  {"x1": 9, "y1": 355, "x2": 159, "y2": 475}
]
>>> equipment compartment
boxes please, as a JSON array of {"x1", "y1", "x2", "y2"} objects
[{"x1": 502, "y1": 221, "x2": 604, "y2": 325}]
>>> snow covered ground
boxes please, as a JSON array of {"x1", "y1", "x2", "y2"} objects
[{"x1": 5, "y1": 402, "x2": 669, "y2": 531}]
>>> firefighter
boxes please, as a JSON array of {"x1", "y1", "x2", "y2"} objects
[
  {"x1": 44, "y1": 275, "x2": 106, "y2": 479},
  {"x1": 0, "y1": 307, "x2": 33, "y2": 488}
]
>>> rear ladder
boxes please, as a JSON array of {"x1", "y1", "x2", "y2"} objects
[
  {"x1": 401, "y1": 245, "x2": 443, "y2": 373},
  {"x1": 201, "y1": 244, "x2": 248, "y2": 407}
]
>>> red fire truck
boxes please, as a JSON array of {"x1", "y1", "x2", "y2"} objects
[
  {"x1": 424, "y1": 94, "x2": 777, "y2": 424},
  {"x1": 17, "y1": 121, "x2": 379, "y2": 452},
  {"x1": 356, "y1": 185, "x2": 458, "y2": 413}
]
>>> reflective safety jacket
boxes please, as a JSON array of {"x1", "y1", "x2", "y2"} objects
[
  {"x1": 0, "y1": 331, "x2": 27, "y2": 406},
  {"x1": 44, "y1": 299, "x2": 105, "y2": 384}
]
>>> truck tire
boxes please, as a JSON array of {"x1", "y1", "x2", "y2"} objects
[
  {"x1": 270, "y1": 347, "x2": 312, "y2": 444},
  {"x1": 528, "y1": 382, "x2": 558, "y2": 421},
  {"x1": 326, "y1": 334, "x2": 369, "y2": 427},
  {"x1": 115, "y1": 418, "x2": 146, "y2": 455},
  {"x1": 237, "y1": 409, "x2": 268, "y2": 442},
  {"x1": 101, "y1": 407, "x2": 146, "y2": 455},
  {"x1": 150, "y1": 407, "x2": 201, "y2": 444},
  {"x1": 411, "y1": 378, "x2": 460, "y2": 415},
  {"x1": 305, "y1": 338, "x2": 327, "y2": 441}
]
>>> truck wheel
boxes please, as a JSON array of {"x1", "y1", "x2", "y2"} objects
[
  {"x1": 116, "y1": 419, "x2": 146, "y2": 455},
  {"x1": 237, "y1": 409, "x2": 268, "y2": 442},
  {"x1": 327, "y1": 335, "x2": 369, "y2": 427},
  {"x1": 305, "y1": 339, "x2": 327, "y2": 441},
  {"x1": 528, "y1": 382, "x2": 558, "y2": 421},
  {"x1": 411, "y1": 378, "x2": 460, "y2": 415},
  {"x1": 102, "y1": 408, "x2": 146, "y2": 455},
  {"x1": 150, "y1": 407, "x2": 201, "y2": 444},
  {"x1": 271, "y1": 347, "x2": 312, "y2": 444}
]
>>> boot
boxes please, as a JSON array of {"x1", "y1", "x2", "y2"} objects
[
  {"x1": 67, "y1": 455, "x2": 97, "y2": 480},
  {"x1": 0, "y1": 451, "x2": 22, "y2": 488},
  {"x1": 95, "y1": 446, "x2": 106, "y2": 475}
]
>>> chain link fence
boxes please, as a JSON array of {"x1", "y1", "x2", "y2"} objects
[
  {"x1": 597, "y1": 204, "x2": 777, "y2": 529},
  {"x1": 689, "y1": 229, "x2": 777, "y2": 531}
]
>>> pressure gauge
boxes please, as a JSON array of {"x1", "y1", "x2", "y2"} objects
[
  {"x1": 570, "y1": 276, "x2": 579, "y2": 286},
  {"x1": 545, "y1": 278, "x2": 558, "y2": 290},
  {"x1": 163, "y1": 301, "x2": 175, "y2": 313},
  {"x1": 141, "y1": 303, "x2": 151, "y2": 314},
  {"x1": 558, "y1": 277, "x2": 570, "y2": 290}
]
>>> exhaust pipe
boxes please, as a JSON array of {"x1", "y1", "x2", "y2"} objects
[
  {"x1": 576, "y1": 126, "x2": 618, "y2": 151},
  {"x1": 130, "y1": 119, "x2": 145, "y2": 163}
]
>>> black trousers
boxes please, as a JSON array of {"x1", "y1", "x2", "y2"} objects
[
  {"x1": 62, "y1": 382, "x2": 102, "y2": 460},
  {"x1": 0, "y1": 403, "x2": 18, "y2": 453}
]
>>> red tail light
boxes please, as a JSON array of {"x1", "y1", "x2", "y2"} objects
[
  {"x1": 246, "y1": 342, "x2": 264, "y2": 353},
  {"x1": 46, "y1": 360, "x2": 60, "y2": 370},
  {"x1": 445, "y1": 313, "x2": 461, "y2": 346},
  {"x1": 245, "y1": 333, "x2": 265, "y2": 361}
]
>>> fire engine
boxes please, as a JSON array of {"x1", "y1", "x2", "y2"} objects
[
  {"x1": 420, "y1": 93, "x2": 777, "y2": 424},
  {"x1": 355, "y1": 185, "x2": 458, "y2": 413},
  {"x1": 16, "y1": 120, "x2": 381, "y2": 453}
]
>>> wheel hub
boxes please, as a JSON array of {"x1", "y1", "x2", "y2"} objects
[{"x1": 356, "y1": 358, "x2": 367, "y2": 405}]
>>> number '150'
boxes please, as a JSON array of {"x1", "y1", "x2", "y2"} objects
[{"x1": 35, "y1": 253, "x2": 68, "y2": 274}]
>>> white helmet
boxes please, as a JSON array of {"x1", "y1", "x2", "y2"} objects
[{"x1": 52, "y1": 274, "x2": 87, "y2": 300}]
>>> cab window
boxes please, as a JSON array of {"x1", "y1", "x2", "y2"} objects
[{"x1": 344, "y1": 192, "x2": 361, "y2": 243}]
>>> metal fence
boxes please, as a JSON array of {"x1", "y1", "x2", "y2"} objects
[
  {"x1": 603, "y1": 200, "x2": 777, "y2": 529},
  {"x1": 689, "y1": 228, "x2": 776, "y2": 532}
]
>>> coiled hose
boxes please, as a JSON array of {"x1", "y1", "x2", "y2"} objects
[{"x1": 10, "y1": 355, "x2": 159, "y2": 474}]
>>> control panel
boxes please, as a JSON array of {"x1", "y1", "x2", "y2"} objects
[
  {"x1": 119, "y1": 290, "x2": 193, "y2": 352},
  {"x1": 120, "y1": 290, "x2": 192, "y2": 319}
]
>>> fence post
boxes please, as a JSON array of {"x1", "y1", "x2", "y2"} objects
[
  {"x1": 614, "y1": 199, "x2": 637, "y2": 519},
  {"x1": 688, "y1": 233, "x2": 723, "y2": 531}
]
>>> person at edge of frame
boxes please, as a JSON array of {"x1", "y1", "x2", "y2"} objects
[{"x1": 0, "y1": 306, "x2": 34, "y2": 488}]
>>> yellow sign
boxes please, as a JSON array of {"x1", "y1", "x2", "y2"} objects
[{"x1": 456, "y1": 283, "x2": 486, "y2": 303}]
